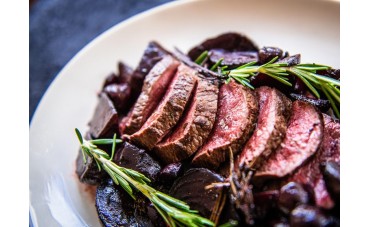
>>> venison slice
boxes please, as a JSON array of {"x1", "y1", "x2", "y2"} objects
[
  {"x1": 288, "y1": 114, "x2": 340, "y2": 209},
  {"x1": 130, "y1": 64, "x2": 198, "y2": 150},
  {"x1": 192, "y1": 80, "x2": 259, "y2": 169},
  {"x1": 120, "y1": 55, "x2": 179, "y2": 135},
  {"x1": 256, "y1": 101, "x2": 324, "y2": 179},
  {"x1": 129, "y1": 41, "x2": 170, "y2": 105},
  {"x1": 154, "y1": 76, "x2": 219, "y2": 164},
  {"x1": 237, "y1": 86, "x2": 292, "y2": 169}
]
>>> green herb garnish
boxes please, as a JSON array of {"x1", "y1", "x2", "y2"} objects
[
  {"x1": 75, "y1": 129, "x2": 214, "y2": 227},
  {"x1": 196, "y1": 51, "x2": 340, "y2": 118}
]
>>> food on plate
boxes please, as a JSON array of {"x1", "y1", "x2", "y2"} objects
[
  {"x1": 236, "y1": 86, "x2": 292, "y2": 170},
  {"x1": 154, "y1": 75, "x2": 219, "y2": 164},
  {"x1": 288, "y1": 114, "x2": 340, "y2": 209},
  {"x1": 75, "y1": 32, "x2": 340, "y2": 226},
  {"x1": 192, "y1": 80, "x2": 258, "y2": 169},
  {"x1": 255, "y1": 101, "x2": 324, "y2": 179},
  {"x1": 130, "y1": 64, "x2": 197, "y2": 150},
  {"x1": 120, "y1": 55, "x2": 180, "y2": 135}
]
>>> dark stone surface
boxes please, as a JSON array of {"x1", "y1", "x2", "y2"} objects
[{"x1": 29, "y1": 0, "x2": 173, "y2": 120}]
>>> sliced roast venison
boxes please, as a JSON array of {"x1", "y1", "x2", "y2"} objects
[
  {"x1": 129, "y1": 41, "x2": 170, "y2": 105},
  {"x1": 130, "y1": 64, "x2": 198, "y2": 150},
  {"x1": 288, "y1": 114, "x2": 340, "y2": 209},
  {"x1": 120, "y1": 56, "x2": 180, "y2": 135},
  {"x1": 256, "y1": 101, "x2": 324, "y2": 179},
  {"x1": 188, "y1": 32, "x2": 259, "y2": 61},
  {"x1": 237, "y1": 86, "x2": 292, "y2": 169},
  {"x1": 154, "y1": 76, "x2": 219, "y2": 164},
  {"x1": 192, "y1": 80, "x2": 259, "y2": 169}
]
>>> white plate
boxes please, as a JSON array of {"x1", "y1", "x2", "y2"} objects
[{"x1": 29, "y1": 0, "x2": 339, "y2": 226}]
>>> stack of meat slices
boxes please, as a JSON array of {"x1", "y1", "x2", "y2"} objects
[
  {"x1": 117, "y1": 53, "x2": 339, "y2": 211},
  {"x1": 76, "y1": 33, "x2": 340, "y2": 226}
]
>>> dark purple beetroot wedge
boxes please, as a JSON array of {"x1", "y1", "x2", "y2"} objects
[
  {"x1": 188, "y1": 32, "x2": 259, "y2": 60},
  {"x1": 169, "y1": 168, "x2": 225, "y2": 219},
  {"x1": 277, "y1": 54, "x2": 301, "y2": 66},
  {"x1": 76, "y1": 93, "x2": 118, "y2": 185},
  {"x1": 258, "y1": 47, "x2": 284, "y2": 64},
  {"x1": 103, "y1": 83, "x2": 131, "y2": 114},
  {"x1": 237, "y1": 86, "x2": 292, "y2": 169},
  {"x1": 256, "y1": 101, "x2": 324, "y2": 179},
  {"x1": 88, "y1": 92, "x2": 118, "y2": 139},
  {"x1": 96, "y1": 179, "x2": 155, "y2": 227},
  {"x1": 250, "y1": 54, "x2": 301, "y2": 96},
  {"x1": 76, "y1": 133, "x2": 108, "y2": 185},
  {"x1": 102, "y1": 61, "x2": 133, "y2": 88},
  {"x1": 288, "y1": 114, "x2": 340, "y2": 209},
  {"x1": 130, "y1": 64, "x2": 198, "y2": 150},
  {"x1": 192, "y1": 80, "x2": 259, "y2": 169},
  {"x1": 290, "y1": 93, "x2": 331, "y2": 112},
  {"x1": 113, "y1": 142, "x2": 161, "y2": 182},
  {"x1": 208, "y1": 49, "x2": 258, "y2": 68},
  {"x1": 120, "y1": 55, "x2": 180, "y2": 135},
  {"x1": 154, "y1": 76, "x2": 219, "y2": 164}
]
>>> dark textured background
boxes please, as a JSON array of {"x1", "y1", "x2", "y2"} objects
[{"x1": 29, "y1": 0, "x2": 173, "y2": 121}]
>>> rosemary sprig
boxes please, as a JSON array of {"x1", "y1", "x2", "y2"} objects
[
  {"x1": 196, "y1": 51, "x2": 340, "y2": 118},
  {"x1": 75, "y1": 129, "x2": 214, "y2": 227},
  {"x1": 218, "y1": 220, "x2": 238, "y2": 227},
  {"x1": 194, "y1": 51, "x2": 209, "y2": 65}
]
